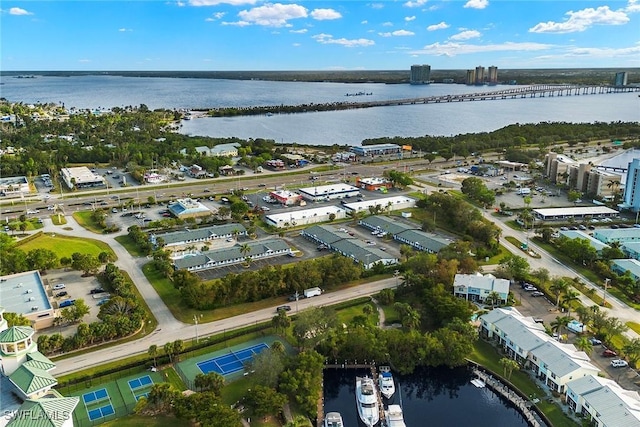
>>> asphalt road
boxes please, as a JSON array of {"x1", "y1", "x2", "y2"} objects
[{"x1": 52, "y1": 276, "x2": 397, "y2": 376}]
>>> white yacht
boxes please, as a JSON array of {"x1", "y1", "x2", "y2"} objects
[
  {"x1": 324, "y1": 412, "x2": 344, "y2": 427},
  {"x1": 384, "y1": 404, "x2": 406, "y2": 427},
  {"x1": 356, "y1": 376, "x2": 380, "y2": 426},
  {"x1": 378, "y1": 366, "x2": 395, "y2": 399}
]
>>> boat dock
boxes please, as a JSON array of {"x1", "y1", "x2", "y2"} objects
[
  {"x1": 321, "y1": 362, "x2": 386, "y2": 427},
  {"x1": 471, "y1": 367, "x2": 548, "y2": 427}
]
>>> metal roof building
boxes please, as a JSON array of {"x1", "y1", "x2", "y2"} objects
[
  {"x1": 173, "y1": 239, "x2": 291, "y2": 271},
  {"x1": 594, "y1": 228, "x2": 640, "y2": 244},
  {"x1": 264, "y1": 206, "x2": 347, "y2": 229},
  {"x1": 343, "y1": 196, "x2": 416, "y2": 214},
  {"x1": 167, "y1": 198, "x2": 213, "y2": 219},
  {"x1": 150, "y1": 224, "x2": 246, "y2": 248},
  {"x1": 558, "y1": 230, "x2": 611, "y2": 253},
  {"x1": 0, "y1": 271, "x2": 54, "y2": 330},
  {"x1": 298, "y1": 184, "x2": 360, "y2": 202},
  {"x1": 533, "y1": 206, "x2": 619, "y2": 221},
  {"x1": 331, "y1": 239, "x2": 398, "y2": 269}
]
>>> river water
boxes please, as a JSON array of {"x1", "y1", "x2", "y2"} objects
[
  {"x1": 1, "y1": 74, "x2": 638, "y2": 146},
  {"x1": 323, "y1": 367, "x2": 529, "y2": 427}
]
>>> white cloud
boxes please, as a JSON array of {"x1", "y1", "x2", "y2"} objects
[
  {"x1": 237, "y1": 3, "x2": 308, "y2": 27},
  {"x1": 382, "y1": 21, "x2": 393, "y2": 27},
  {"x1": 464, "y1": 0, "x2": 488, "y2": 9},
  {"x1": 290, "y1": 28, "x2": 307, "y2": 33},
  {"x1": 311, "y1": 8, "x2": 341, "y2": 20},
  {"x1": 405, "y1": 16, "x2": 416, "y2": 22},
  {"x1": 78, "y1": 59, "x2": 91, "y2": 63},
  {"x1": 379, "y1": 30, "x2": 415, "y2": 37},
  {"x1": 205, "y1": 11, "x2": 225, "y2": 21},
  {"x1": 450, "y1": 29, "x2": 481, "y2": 40},
  {"x1": 370, "y1": 3, "x2": 385, "y2": 9},
  {"x1": 292, "y1": 42, "x2": 301, "y2": 47},
  {"x1": 313, "y1": 33, "x2": 375, "y2": 47},
  {"x1": 626, "y1": 0, "x2": 640, "y2": 12},
  {"x1": 9, "y1": 7, "x2": 33, "y2": 15},
  {"x1": 361, "y1": 20, "x2": 368, "y2": 24},
  {"x1": 118, "y1": 28, "x2": 133, "y2": 32},
  {"x1": 529, "y1": 6, "x2": 629, "y2": 33},
  {"x1": 221, "y1": 20, "x2": 251, "y2": 26},
  {"x1": 427, "y1": 21, "x2": 449, "y2": 31},
  {"x1": 412, "y1": 41, "x2": 551, "y2": 56},
  {"x1": 189, "y1": 0, "x2": 256, "y2": 5},
  {"x1": 404, "y1": 0, "x2": 427, "y2": 8}
]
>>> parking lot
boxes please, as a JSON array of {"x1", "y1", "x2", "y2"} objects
[
  {"x1": 39, "y1": 269, "x2": 108, "y2": 337},
  {"x1": 510, "y1": 283, "x2": 640, "y2": 391}
]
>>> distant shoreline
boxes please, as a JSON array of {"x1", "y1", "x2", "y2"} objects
[{"x1": 1, "y1": 68, "x2": 638, "y2": 85}]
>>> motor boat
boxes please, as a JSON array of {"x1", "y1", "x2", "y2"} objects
[
  {"x1": 384, "y1": 404, "x2": 406, "y2": 427},
  {"x1": 324, "y1": 412, "x2": 344, "y2": 427},
  {"x1": 356, "y1": 376, "x2": 380, "y2": 426},
  {"x1": 378, "y1": 366, "x2": 395, "y2": 399}
]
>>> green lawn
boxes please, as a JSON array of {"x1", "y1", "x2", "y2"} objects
[
  {"x1": 627, "y1": 321, "x2": 640, "y2": 335},
  {"x1": 115, "y1": 234, "x2": 147, "y2": 257},
  {"x1": 335, "y1": 301, "x2": 379, "y2": 327},
  {"x1": 101, "y1": 415, "x2": 185, "y2": 427},
  {"x1": 16, "y1": 232, "x2": 116, "y2": 261},
  {"x1": 72, "y1": 211, "x2": 105, "y2": 233},
  {"x1": 469, "y1": 340, "x2": 579, "y2": 427},
  {"x1": 51, "y1": 214, "x2": 68, "y2": 225}
]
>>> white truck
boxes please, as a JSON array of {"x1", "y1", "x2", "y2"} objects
[
  {"x1": 516, "y1": 187, "x2": 531, "y2": 196},
  {"x1": 303, "y1": 287, "x2": 322, "y2": 298}
]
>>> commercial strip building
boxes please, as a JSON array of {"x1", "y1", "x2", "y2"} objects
[
  {"x1": 173, "y1": 239, "x2": 292, "y2": 272},
  {"x1": 343, "y1": 196, "x2": 417, "y2": 215},
  {"x1": 268, "y1": 190, "x2": 302, "y2": 206},
  {"x1": 0, "y1": 176, "x2": 30, "y2": 197},
  {"x1": 298, "y1": 184, "x2": 361, "y2": 202},
  {"x1": 611, "y1": 259, "x2": 640, "y2": 281},
  {"x1": 453, "y1": 273, "x2": 510, "y2": 304},
  {"x1": 264, "y1": 206, "x2": 347, "y2": 229},
  {"x1": 480, "y1": 308, "x2": 600, "y2": 394},
  {"x1": 0, "y1": 271, "x2": 54, "y2": 330},
  {"x1": 532, "y1": 206, "x2": 619, "y2": 222},
  {"x1": 355, "y1": 177, "x2": 393, "y2": 192},
  {"x1": 350, "y1": 144, "x2": 401, "y2": 157},
  {"x1": 149, "y1": 224, "x2": 247, "y2": 249},
  {"x1": 60, "y1": 167, "x2": 105, "y2": 190},
  {"x1": 180, "y1": 143, "x2": 240, "y2": 157},
  {"x1": 300, "y1": 225, "x2": 397, "y2": 269},
  {"x1": 359, "y1": 215, "x2": 450, "y2": 253},
  {"x1": 558, "y1": 230, "x2": 610, "y2": 254},
  {"x1": 594, "y1": 228, "x2": 640, "y2": 245},
  {"x1": 167, "y1": 198, "x2": 213, "y2": 219}
]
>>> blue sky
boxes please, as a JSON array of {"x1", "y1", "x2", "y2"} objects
[{"x1": 2, "y1": 0, "x2": 639, "y2": 70}]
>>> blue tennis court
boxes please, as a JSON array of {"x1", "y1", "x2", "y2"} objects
[
  {"x1": 82, "y1": 388, "x2": 108, "y2": 404},
  {"x1": 87, "y1": 404, "x2": 115, "y2": 421},
  {"x1": 135, "y1": 392, "x2": 150, "y2": 401},
  {"x1": 197, "y1": 343, "x2": 269, "y2": 375},
  {"x1": 128, "y1": 375, "x2": 153, "y2": 390}
]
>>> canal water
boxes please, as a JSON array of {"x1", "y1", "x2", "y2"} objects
[{"x1": 323, "y1": 366, "x2": 529, "y2": 427}]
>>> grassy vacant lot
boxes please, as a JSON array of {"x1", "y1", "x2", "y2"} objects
[
  {"x1": 470, "y1": 340, "x2": 579, "y2": 427},
  {"x1": 16, "y1": 232, "x2": 116, "y2": 261},
  {"x1": 72, "y1": 211, "x2": 104, "y2": 233},
  {"x1": 102, "y1": 415, "x2": 185, "y2": 427},
  {"x1": 115, "y1": 234, "x2": 147, "y2": 257}
]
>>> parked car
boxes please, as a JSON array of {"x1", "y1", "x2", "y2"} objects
[
  {"x1": 523, "y1": 286, "x2": 537, "y2": 292},
  {"x1": 588, "y1": 337, "x2": 602, "y2": 345},
  {"x1": 52, "y1": 284, "x2": 66, "y2": 290},
  {"x1": 530, "y1": 291, "x2": 545, "y2": 297},
  {"x1": 276, "y1": 305, "x2": 292, "y2": 312},
  {"x1": 55, "y1": 291, "x2": 68, "y2": 298},
  {"x1": 602, "y1": 349, "x2": 617, "y2": 357},
  {"x1": 610, "y1": 359, "x2": 628, "y2": 368},
  {"x1": 90, "y1": 288, "x2": 105, "y2": 294}
]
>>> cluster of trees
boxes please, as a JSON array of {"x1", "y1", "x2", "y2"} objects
[
  {"x1": 417, "y1": 191, "x2": 501, "y2": 258},
  {"x1": 0, "y1": 233, "x2": 113, "y2": 276},
  {"x1": 127, "y1": 225, "x2": 154, "y2": 255},
  {"x1": 362, "y1": 122, "x2": 640, "y2": 160},
  {"x1": 37, "y1": 263, "x2": 147, "y2": 355},
  {"x1": 460, "y1": 177, "x2": 496, "y2": 207},
  {"x1": 173, "y1": 254, "x2": 363, "y2": 310}
]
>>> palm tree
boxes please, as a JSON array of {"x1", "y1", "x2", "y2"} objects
[
  {"x1": 561, "y1": 290, "x2": 580, "y2": 318},
  {"x1": 271, "y1": 340, "x2": 285, "y2": 354},
  {"x1": 550, "y1": 316, "x2": 571, "y2": 339},
  {"x1": 574, "y1": 337, "x2": 593, "y2": 354},
  {"x1": 239, "y1": 243, "x2": 251, "y2": 257},
  {"x1": 148, "y1": 344, "x2": 158, "y2": 368},
  {"x1": 499, "y1": 357, "x2": 519, "y2": 381},
  {"x1": 485, "y1": 291, "x2": 502, "y2": 309},
  {"x1": 549, "y1": 279, "x2": 569, "y2": 308}
]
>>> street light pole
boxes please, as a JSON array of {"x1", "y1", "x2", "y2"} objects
[
  {"x1": 602, "y1": 278, "x2": 610, "y2": 306},
  {"x1": 193, "y1": 315, "x2": 200, "y2": 343}
]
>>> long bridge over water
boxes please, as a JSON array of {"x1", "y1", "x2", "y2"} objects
[{"x1": 351, "y1": 84, "x2": 640, "y2": 108}]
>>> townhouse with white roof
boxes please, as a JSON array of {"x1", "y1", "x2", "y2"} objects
[
  {"x1": 479, "y1": 308, "x2": 600, "y2": 393},
  {"x1": 565, "y1": 375, "x2": 640, "y2": 427}
]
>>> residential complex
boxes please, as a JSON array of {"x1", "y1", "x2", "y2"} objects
[
  {"x1": 410, "y1": 64, "x2": 431, "y2": 85},
  {"x1": 453, "y1": 273, "x2": 510, "y2": 304},
  {"x1": 624, "y1": 158, "x2": 640, "y2": 212},
  {"x1": 544, "y1": 152, "x2": 622, "y2": 199}
]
